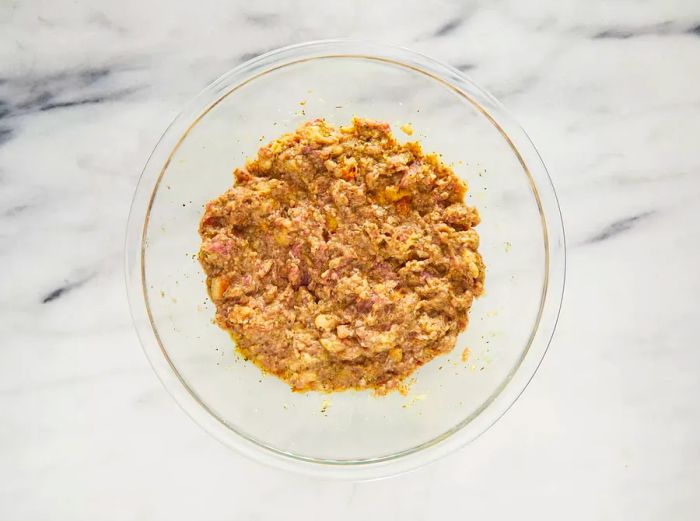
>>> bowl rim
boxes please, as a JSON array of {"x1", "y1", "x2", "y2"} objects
[{"x1": 125, "y1": 38, "x2": 566, "y2": 480}]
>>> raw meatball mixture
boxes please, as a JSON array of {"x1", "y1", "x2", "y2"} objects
[{"x1": 199, "y1": 118, "x2": 485, "y2": 394}]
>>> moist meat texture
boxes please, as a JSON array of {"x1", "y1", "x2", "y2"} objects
[{"x1": 199, "y1": 118, "x2": 485, "y2": 394}]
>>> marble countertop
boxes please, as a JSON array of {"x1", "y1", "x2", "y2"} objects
[{"x1": 2, "y1": 0, "x2": 699, "y2": 519}]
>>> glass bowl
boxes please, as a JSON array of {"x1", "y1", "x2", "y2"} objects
[{"x1": 125, "y1": 40, "x2": 565, "y2": 479}]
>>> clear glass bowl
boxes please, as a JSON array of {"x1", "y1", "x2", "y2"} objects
[{"x1": 125, "y1": 40, "x2": 565, "y2": 479}]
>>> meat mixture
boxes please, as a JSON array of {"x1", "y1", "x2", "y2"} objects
[{"x1": 198, "y1": 118, "x2": 485, "y2": 394}]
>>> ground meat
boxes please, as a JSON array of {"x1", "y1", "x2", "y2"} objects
[{"x1": 198, "y1": 118, "x2": 485, "y2": 394}]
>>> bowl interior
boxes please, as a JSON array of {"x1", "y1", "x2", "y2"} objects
[{"x1": 142, "y1": 56, "x2": 546, "y2": 462}]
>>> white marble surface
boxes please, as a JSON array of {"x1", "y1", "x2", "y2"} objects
[{"x1": 2, "y1": 0, "x2": 700, "y2": 518}]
